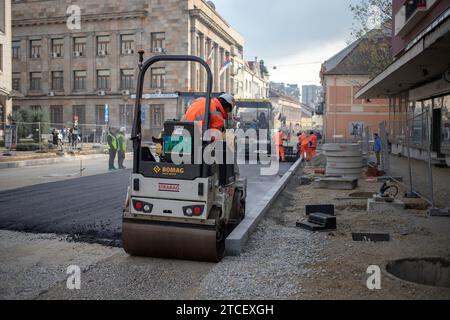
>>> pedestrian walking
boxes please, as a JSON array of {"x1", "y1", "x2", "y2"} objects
[
  {"x1": 52, "y1": 129, "x2": 58, "y2": 146},
  {"x1": 72, "y1": 126, "x2": 80, "y2": 149},
  {"x1": 373, "y1": 133, "x2": 382, "y2": 166},
  {"x1": 107, "y1": 127, "x2": 118, "y2": 171},
  {"x1": 117, "y1": 127, "x2": 127, "y2": 170},
  {"x1": 68, "y1": 128, "x2": 73, "y2": 148},
  {"x1": 62, "y1": 127, "x2": 67, "y2": 142},
  {"x1": 316, "y1": 131, "x2": 323, "y2": 146}
]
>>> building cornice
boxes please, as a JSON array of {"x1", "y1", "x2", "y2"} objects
[
  {"x1": 189, "y1": 9, "x2": 242, "y2": 47},
  {"x1": 13, "y1": 11, "x2": 147, "y2": 27}
]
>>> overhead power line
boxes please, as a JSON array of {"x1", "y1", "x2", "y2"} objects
[{"x1": 268, "y1": 61, "x2": 323, "y2": 70}]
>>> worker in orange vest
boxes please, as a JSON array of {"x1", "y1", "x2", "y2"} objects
[
  {"x1": 274, "y1": 129, "x2": 286, "y2": 162},
  {"x1": 298, "y1": 131, "x2": 308, "y2": 161},
  {"x1": 307, "y1": 131, "x2": 318, "y2": 161},
  {"x1": 182, "y1": 93, "x2": 235, "y2": 131}
]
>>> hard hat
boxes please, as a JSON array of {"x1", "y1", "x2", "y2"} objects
[
  {"x1": 120, "y1": 127, "x2": 126, "y2": 133},
  {"x1": 219, "y1": 93, "x2": 235, "y2": 106}
]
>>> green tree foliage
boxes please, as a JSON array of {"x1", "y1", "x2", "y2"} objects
[
  {"x1": 349, "y1": 0, "x2": 393, "y2": 76},
  {"x1": 350, "y1": 0, "x2": 392, "y2": 40},
  {"x1": 8, "y1": 108, "x2": 50, "y2": 142}
]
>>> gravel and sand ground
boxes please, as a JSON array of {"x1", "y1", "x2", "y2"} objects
[{"x1": 1, "y1": 164, "x2": 450, "y2": 300}]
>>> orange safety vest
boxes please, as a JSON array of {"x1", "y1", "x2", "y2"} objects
[
  {"x1": 298, "y1": 133, "x2": 307, "y2": 145},
  {"x1": 309, "y1": 134, "x2": 318, "y2": 149},
  {"x1": 275, "y1": 132, "x2": 285, "y2": 146},
  {"x1": 181, "y1": 98, "x2": 227, "y2": 130}
]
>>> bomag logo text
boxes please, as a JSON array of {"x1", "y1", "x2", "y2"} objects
[{"x1": 162, "y1": 167, "x2": 185, "y2": 175}]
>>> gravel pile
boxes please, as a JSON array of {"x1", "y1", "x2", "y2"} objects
[
  {"x1": 199, "y1": 212, "x2": 325, "y2": 299},
  {"x1": 198, "y1": 168, "x2": 327, "y2": 300}
]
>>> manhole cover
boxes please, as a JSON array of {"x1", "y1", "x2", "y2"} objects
[{"x1": 386, "y1": 258, "x2": 450, "y2": 288}]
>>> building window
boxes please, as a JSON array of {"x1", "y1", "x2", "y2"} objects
[
  {"x1": 12, "y1": 41, "x2": 20, "y2": 59},
  {"x1": 0, "y1": 104, "x2": 4, "y2": 127},
  {"x1": 0, "y1": 0, "x2": 5, "y2": 33},
  {"x1": 411, "y1": 101, "x2": 423, "y2": 147},
  {"x1": 121, "y1": 34, "x2": 134, "y2": 55},
  {"x1": 51, "y1": 38, "x2": 64, "y2": 58},
  {"x1": 73, "y1": 37, "x2": 86, "y2": 57},
  {"x1": 120, "y1": 69, "x2": 134, "y2": 90},
  {"x1": 151, "y1": 67, "x2": 165, "y2": 89},
  {"x1": 12, "y1": 73, "x2": 20, "y2": 91},
  {"x1": 50, "y1": 106, "x2": 63, "y2": 126},
  {"x1": 30, "y1": 72, "x2": 42, "y2": 91},
  {"x1": 73, "y1": 70, "x2": 86, "y2": 91},
  {"x1": 51, "y1": 71, "x2": 64, "y2": 91},
  {"x1": 442, "y1": 95, "x2": 450, "y2": 152},
  {"x1": 97, "y1": 70, "x2": 110, "y2": 90},
  {"x1": 30, "y1": 105, "x2": 42, "y2": 111},
  {"x1": 72, "y1": 105, "x2": 86, "y2": 125},
  {"x1": 120, "y1": 104, "x2": 134, "y2": 129},
  {"x1": 196, "y1": 36, "x2": 201, "y2": 57},
  {"x1": 422, "y1": 99, "x2": 432, "y2": 144},
  {"x1": 30, "y1": 40, "x2": 41, "y2": 59},
  {"x1": 95, "y1": 105, "x2": 106, "y2": 125},
  {"x1": 151, "y1": 33, "x2": 165, "y2": 52},
  {"x1": 13, "y1": 106, "x2": 21, "y2": 113},
  {"x1": 405, "y1": 0, "x2": 426, "y2": 20},
  {"x1": 150, "y1": 105, "x2": 164, "y2": 128},
  {"x1": 97, "y1": 36, "x2": 110, "y2": 56}
]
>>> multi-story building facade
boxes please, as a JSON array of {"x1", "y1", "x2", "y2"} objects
[
  {"x1": 0, "y1": 0, "x2": 12, "y2": 139},
  {"x1": 241, "y1": 59, "x2": 269, "y2": 100},
  {"x1": 357, "y1": 0, "x2": 450, "y2": 165},
  {"x1": 11, "y1": 0, "x2": 244, "y2": 139},
  {"x1": 321, "y1": 35, "x2": 390, "y2": 143},
  {"x1": 269, "y1": 89, "x2": 302, "y2": 132},
  {"x1": 302, "y1": 85, "x2": 323, "y2": 109},
  {"x1": 270, "y1": 82, "x2": 301, "y2": 102}
]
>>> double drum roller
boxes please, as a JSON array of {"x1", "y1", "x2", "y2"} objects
[{"x1": 122, "y1": 53, "x2": 246, "y2": 262}]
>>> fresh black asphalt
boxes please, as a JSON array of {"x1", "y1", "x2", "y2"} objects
[{"x1": 0, "y1": 164, "x2": 292, "y2": 246}]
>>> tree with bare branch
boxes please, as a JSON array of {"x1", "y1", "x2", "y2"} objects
[{"x1": 348, "y1": 0, "x2": 393, "y2": 76}]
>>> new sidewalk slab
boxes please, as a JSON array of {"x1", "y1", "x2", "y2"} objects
[
  {"x1": 226, "y1": 159, "x2": 303, "y2": 256},
  {"x1": 0, "y1": 153, "x2": 133, "y2": 170}
]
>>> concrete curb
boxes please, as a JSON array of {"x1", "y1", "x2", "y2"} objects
[
  {"x1": 226, "y1": 159, "x2": 303, "y2": 256},
  {"x1": 0, "y1": 153, "x2": 133, "y2": 170}
]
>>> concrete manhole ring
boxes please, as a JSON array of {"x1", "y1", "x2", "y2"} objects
[{"x1": 385, "y1": 258, "x2": 450, "y2": 289}]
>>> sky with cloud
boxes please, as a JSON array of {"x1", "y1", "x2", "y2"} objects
[{"x1": 212, "y1": 0, "x2": 361, "y2": 86}]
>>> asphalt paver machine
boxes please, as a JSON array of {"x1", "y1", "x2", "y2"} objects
[{"x1": 122, "y1": 52, "x2": 246, "y2": 262}]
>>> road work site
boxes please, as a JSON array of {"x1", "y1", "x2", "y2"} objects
[
  {"x1": 1, "y1": 152, "x2": 449, "y2": 300},
  {"x1": 2, "y1": 1, "x2": 450, "y2": 310},
  {"x1": 1, "y1": 55, "x2": 450, "y2": 304}
]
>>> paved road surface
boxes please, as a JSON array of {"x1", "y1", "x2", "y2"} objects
[
  {"x1": 0, "y1": 155, "x2": 133, "y2": 192},
  {"x1": 0, "y1": 162, "x2": 292, "y2": 246}
]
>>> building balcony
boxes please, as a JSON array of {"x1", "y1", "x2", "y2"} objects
[{"x1": 395, "y1": 0, "x2": 439, "y2": 37}]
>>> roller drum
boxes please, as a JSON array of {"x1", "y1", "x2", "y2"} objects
[{"x1": 123, "y1": 219, "x2": 224, "y2": 262}]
